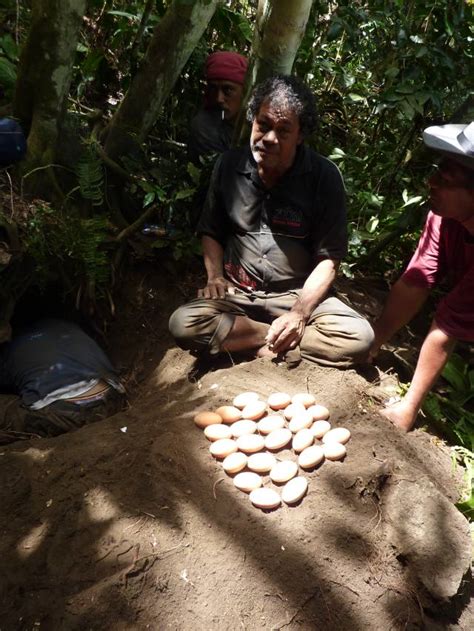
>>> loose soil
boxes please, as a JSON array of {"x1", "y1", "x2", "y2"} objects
[{"x1": 0, "y1": 264, "x2": 472, "y2": 630}]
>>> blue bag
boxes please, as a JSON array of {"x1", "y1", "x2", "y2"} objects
[{"x1": 0, "y1": 118, "x2": 26, "y2": 167}]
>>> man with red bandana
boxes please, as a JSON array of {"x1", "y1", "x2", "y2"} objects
[
  {"x1": 188, "y1": 51, "x2": 248, "y2": 162},
  {"x1": 370, "y1": 122, "x2": 474, "y2": 431}
]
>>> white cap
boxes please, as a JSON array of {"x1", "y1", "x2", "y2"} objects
[{"x1": 423, "y1": 122, "x2": 474, "y2": 169}]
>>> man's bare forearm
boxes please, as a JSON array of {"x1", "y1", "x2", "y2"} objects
[
  {"x1": 202, "y1": 235, "x2": 225, "y2": 280},
  {"x1": 372, "y1": 279, "x2": 430, "y2": 348},
  {"x1": 291, "y1": 259, "x2": 338, "y2": 320},
  {"x1": 403, "y1": 321, "x2": 456, "y2": 411}
]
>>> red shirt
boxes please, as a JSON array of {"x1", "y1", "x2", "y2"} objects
[{"x1": 401, "y1": 211, "x2": 474, "y2": 342}]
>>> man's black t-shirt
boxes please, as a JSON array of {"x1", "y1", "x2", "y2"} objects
[{"x1": 197, "y1": 144, "x2": 347, "y2": 293}]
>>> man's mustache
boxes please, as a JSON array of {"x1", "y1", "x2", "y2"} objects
[{"x1": 252, "y1": 143, "x2": 273, "y2": 153}]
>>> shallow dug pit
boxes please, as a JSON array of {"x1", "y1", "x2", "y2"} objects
[{"x1": 0, "y1": 269, "x2": 472, "y2": 630}]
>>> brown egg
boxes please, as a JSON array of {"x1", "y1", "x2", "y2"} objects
[
  {"x1": 194, "y1": 411, "x2": 222, "y2": 428},
  {"x1": 281, "y1": 476, "x2": 308, "y2": 505},
  {"x1": 292, "y1": 428, "x2": 314, "y2": 453},
  {"x1": 222, "y1": 452, "x2": 247, "y2": 474},
  {"x1": 264, "y1": 428, "x2": 292, "y2": 450},
  {"x1": 209, "y1": 438, "x2": 238, "y2": 459},
  {"x1": 204, "y1": 424, "x2": 232, "y2": 441},
  {"x1": 289, "y1": 410, "x2": 313, "y2": 433},
  {"x1": 322, "y1": 442, "x2": 347, "y2": 461},
  {"x1": 231, "y1": 419, "x2": 257, "y2": 438},
  {"x1": 249, "y1": 487, "x2": 281, "y2": 509},
  {"x1": 298, "y1": 445, "x2": 325, "y2": 469},
  {"x1": 236, "y1": 433, "x2": 265, "y2": 454},
  {"x1": 233, "y1": 471, "x2": 262, "y2": 493},
  {"x1": 311, "y1": 420, "x2": 331, "y2": 439},
  {"x1": 215, "y1": 405, "x2": 242, "y2": 424},
  {"x1": 257, "y1": 414, "x2": 285, "y2": 435},
  {"x1": 241, "y1": 400, "x2": 267, "y2": 421},
  {"x1": 247, "y1": 452, "x2": 276, "y2": 473},
  {"x1": 291, "y1": 393, "x2": 316, "y2": 408},
  {"x1": 270, "y1": 460, "x2": 298, "y2": 484},
  {"x1": 322, "y1": 427, "x2": 351, "y2": 445},
  {"x1": 233, "y1": 392, "x2": 259, "y2": 409},
  {"x1": 283, "y1": 402, "x2": 306, "y2": 420},
  {"x1": 267, "y1": 392, "x2": 292, "y2": 410}
]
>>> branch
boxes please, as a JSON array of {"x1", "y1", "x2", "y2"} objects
[
  {"x1": 115, "y1": 204, "x2": 159, "y2": 242},
  {"x1": 94, "y1": 141, "x2": 136, "y2": 182}
]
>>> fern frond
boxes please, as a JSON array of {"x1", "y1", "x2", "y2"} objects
[{"x1": 76, "y1": 146, "x2": 104, "y2": 206}]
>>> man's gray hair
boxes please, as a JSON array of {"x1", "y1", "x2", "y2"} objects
[{"x1": 247, "y1": 75, "x2": 318, "y2": 137}]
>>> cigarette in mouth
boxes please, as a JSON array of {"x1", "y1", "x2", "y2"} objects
[{"x1": 221, "y1": 110, "x2": 225, "y2": 120}]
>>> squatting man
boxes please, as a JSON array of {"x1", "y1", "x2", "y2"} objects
[
  {"x1": 370, "y1": 121, "x2": 474, "y2": 431},
  {"x1": 170, "y1": 75, "x2": 374, "y2": 368}
]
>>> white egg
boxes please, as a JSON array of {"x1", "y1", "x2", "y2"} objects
[
  {"x1": 233, "y1": 392, "x2": 259, "y2": 409},
  {"x1": 323, "y1": 442, "x2": 347, "y2": 461},
  {"x1": 194, "y1": 411, "x2": 222, "y2": 428},
  {"x1": 291, "y1": 393, "x2": 316, "y2": 408},
  {"x1": 249, "y1": 487, "x2": 281, "y2": 510},
  {"x1": 233, "y1": 471, "x2": 262, "y2": 492},
  {"x1": 215, "y1": 405, "x2": 242, "y2": 424},
  {"x1": 307, "y1": 404, "x2": 330, "y2": 421},
  {"x1": 222, "y1": 451, "x2": 247, "y2": 474},
  {"x1": 292, "y1": 428, "x2": 314, "y2": 453},
  {"x1": 311, "y1": 420, "x2": 331, "y2": 439},
  {"x1": 204, "y1": 424, "x2": 232, "y2": 441},
  {"x1": 264, "y1": 428, "x2": 292, "y2": 450},
  {"x1": 236, "y1": 433, "x2": 265, "y2": 454},
  {"x1": 289, "y1": 410, "x2": 313, "y2": 433},
  {"x1": 283, "y1": 402, "x2": 306, "y2": 420},
  {"x1": 209, "y1": 438, "x2": 238, "y2": 459},
  {"x1": 241, "y1": 400, "x2": 267, "y2": 421},
  {"x1": 281, "y1": 476, "x2": 308, "y2": 505},
  {"x1": 247, "y1": 452, "x2": 276, "y2": 473},
  {"x1": 267, "y1": 392, "x2": 292, "y2": 410},
  {"x1": 270, "y1": 460, "x2": 298, "y2": 483},
  {"x1": 298, "y1": 445, "x2": 325, "y2": 469},
  {"x1": 231, "y1": 420, "x2": 257, "y2": 438},
  {"x1": 322, "y1": 427, "x2": 351, "y2": 445},
  {"x1": 257, "y1": 414, "x2": 285, "y2": 435}
]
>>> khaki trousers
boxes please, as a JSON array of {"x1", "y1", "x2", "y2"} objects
[{"x1": 169, "y1": 290, "x2": 374, "y2": 368}]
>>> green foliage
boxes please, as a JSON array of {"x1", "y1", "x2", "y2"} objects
[
  {"x1": 132, "y1": 156, "x2": 208, "y2": 261},
  {"x1": 296, "y1": 0, "x2": 473, "y2": 276},
  {"x1": 452, "y1": 446, "x2": 474, "y2": 521},
  {"x1": 75, "y1": 143, "x2": 105, "y2": 206},
  {"x1": 422, "y1": 353, "x2": 474, "y2": 451},
  {"x1": 24, "y1": 202, "x2": 111, "y2": 298},
  {"x1": 0, "y1": 34, "x2": 18, "y2": 98}
]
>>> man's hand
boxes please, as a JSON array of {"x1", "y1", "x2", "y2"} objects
[
  {"x1": 198, "y1": 276, "x2": 236, "y2": 299},
  {"x1": 265, "y1": 311, "x2": 306, "y2": 353}
]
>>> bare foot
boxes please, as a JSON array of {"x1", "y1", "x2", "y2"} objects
[
  {"x1": 256, "y1": 344, "x2": 278, "y2": 359},
  {"x1": 380, "y1": 399, "x2": 418, "y2": 432}
]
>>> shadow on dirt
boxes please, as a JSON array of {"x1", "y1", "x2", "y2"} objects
[{"x1": 0, "y1": 267, "x2": 471, "y2": 630}]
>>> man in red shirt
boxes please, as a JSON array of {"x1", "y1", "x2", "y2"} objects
[{"x1": 370, "y1": 121, "x2": 474, "y2": 431}]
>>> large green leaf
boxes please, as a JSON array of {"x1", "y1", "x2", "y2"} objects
[{"x1": 0, "y1": 56, "x2": 16, "y2": 88}]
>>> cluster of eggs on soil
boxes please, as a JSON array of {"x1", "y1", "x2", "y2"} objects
[{"x1": 194, "y1": 391, "x2": 351, "y2": 511}]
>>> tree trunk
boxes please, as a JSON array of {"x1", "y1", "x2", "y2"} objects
[
  {"x1": 13, "y1": 0, "x2": 87, "y2": 187},
  {"x1": 252, "y1": 0, "x2": 314, "y2": 82},
  {"x1": 104, "y1": 0, "x2": 220, "y2": 162},
  {"x1": 235, "y1": 0, "x2": 314, "y2": 143}
]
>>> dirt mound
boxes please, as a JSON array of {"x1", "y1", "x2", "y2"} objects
[{"x1": 0, "y1": 267, "x2": 472, "y2": 630}]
